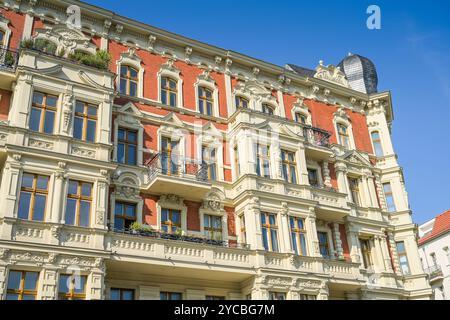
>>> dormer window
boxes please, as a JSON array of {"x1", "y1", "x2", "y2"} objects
[
  {"x1": 235, "y1": 96, "x2": 249, "y2": 109},
  {"x1": 262, "y1": 103, "x2": 274, "y2": 115},
  {"x1": 161, "y1": 77, "x2": 177, "y2": 107},
  {"x1": 119, "y1": 65, "x2": 138, "y2": 97}
]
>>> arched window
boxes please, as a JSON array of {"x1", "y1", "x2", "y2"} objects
[
  {"x1": 119, "y1": 65, "x2": 138, "y2": 97},
  {"x1": 235, "y1": 96, "x2": 249, "y2": 109},
  {"x1": 262, "y1": 103, "x2": 274, "y2": 115},
  {"x1": 295, "y1": 112, "x2": 307, "y2": 124},
  {"x1": 161, "y1": 77, "x2": 177, "y2": 107},
  {"x1": 337, "y1": 123, "x2": 350, "y2": 148},
  {"x1": 198, "y1": 86, "x2": 213, "y2": 116},
  {"x1": 371, "y1": 131, "x2": 383, "y2": 157}
]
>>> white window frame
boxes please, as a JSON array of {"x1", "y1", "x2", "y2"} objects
[
  {"x1": 0, "y1": 17, "x2": 12, "y2": 48},
  {"x1": 369, "y1": 129, "x2": 384, "y2": 157},
  {"x1": 291, "y1": 98, "x2": 312, "y2": 125},
  {"x1": 333, "y1": 107, "x2": 355, "y2": 150}
]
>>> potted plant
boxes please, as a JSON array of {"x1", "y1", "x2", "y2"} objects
[{"x1": 4, "y1": 51, "x2": 15, "y2": 67}]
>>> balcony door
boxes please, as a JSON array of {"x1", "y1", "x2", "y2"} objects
[{"x1": 161, "y1": 137, "x2": 179, "y2": 175}]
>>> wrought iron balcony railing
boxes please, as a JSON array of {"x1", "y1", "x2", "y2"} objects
[
  {"x1": 0, "y1": 46, "x2": 18, "y2": 72},
  {"x1": 146, "y1": 152, "x2": 209, "y2": 182},
  {"x1": 303, "y1": 126, "x2": 331, "y2": 148},
  {"x1": 424, "y1": 264, "x2": 443, "y2": 280},
  {"x1": 111, "y1": 227, "x2": 250, "y2": 250}
]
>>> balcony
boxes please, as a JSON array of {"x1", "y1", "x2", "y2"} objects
[
  {"x1": 311, "y1": 185, "x2": 349, "y2": 218},
  {"x1": 303, "y1": 126, "x2": 333, "y2": 159},
  {"x1": 0, "y1": 46, "x2": 18, "y2": 89},
  {"x1": 424, "y1": 265, "x2": 444, "y2": 283},
  {"x1": 144, "y1": 153, "x2": 211, "y2": 200}
]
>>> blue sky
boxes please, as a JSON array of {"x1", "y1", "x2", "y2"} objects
[{"x1": 84, "y1": 0, "x2": 450, "y2": 224}]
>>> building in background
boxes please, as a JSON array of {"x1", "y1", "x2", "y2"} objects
[
  {"x1": 418, "y1": 210, "x2": 450, "y2": 300},
  {"x1": 0, "y1": 0, "x2": 431, "y2": 300}
]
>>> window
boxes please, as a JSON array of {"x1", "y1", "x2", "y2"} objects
[
  {"x1": 161, "y1": 137, "x2": 179, "y2": 175},
  {"x1": 348, "y1": 177, "x2": 361, "y2": 206},
  {"x1": 119, "y1": 65, "x2": 138, "y2": 96},
  {"x1": 281, "y1": 150, "x2": 297, "y2": 184},
  {"x1": 202, "y1": 146, "x2": 217, "y2": 181},
  {"x1": 295, "y1": 113, "x2": 307, "y2": 124},
  {"x1": 255, "y1": 144, "x2": 270, "y2": 178},
  {"x1": 290, "y1": 216, "x2": 307, "y2": 256},
  {"x1": 262, "y1": 103, "x2": 274, "y2": 115},
  {"x1": 371, "y1": 131, "x2": 383, "y2": 157},
  {"x1": 161, "y1": 208, "x2": 181, "y2": 234},
  {"x1": 430, "y1": 252, "x2": 438, "y2": 266},
  {"x1": 383, "y1": 183, "x2": 396, "y2": 212},
  {"x1": 117, "y1": 127, "x2": 137, "y2": 165},
  {"x1": 161, "y1": 77, "x2": 177, "y2": 107},
  {"x1": 318, "y1": 231, "x2": 330, "y2": 258},
  {"x1": 6, "y1": 271, "x2": 39, "y2": 300},
  {"x1": 204, "y1": 214, "x2": 222, "y2": 240},
  {"x1": 239, "y1": 214, "x2": 246, "y2": 244},
  {"x1": 65, "y1": 180, "x2": 93, "y2": 227},
  {"x1": 58, "y1": 274, "x2": 87, "y2": 300},
  {"x1": 396, "y1": 241, "x2": 410, "y2": 275},
  {"x1": 234, "y1": 145, "x2": 240, "y2": 178},
  {"x1": 235, "y1": 96, "x2": 248, "y2": 109},
  {"x1": 300, "y1": 294, "x2": 316, "y2": 300},
  {"x1": 337, "y1": 123, "x2": 350, "y2": 148},
  {"x1": 73, "y1": 101, "x2": 97, "y2": 143},
  {"x1": 160, "y1": 292, "x2": 182, "y2": 300},
  {"x1": 110, "y1": 288, "x2": 134, "y2": 300},
  {"x1": 307, "y1": 168, "x2": 319, "y2": 187},
  {"x1": 360, "y1": 239, "x2": 373, "y2": 269},
  {"x1": 269, "y1": 292, "x2": 286, "y2": 300},
  {"x1": 198, "y1": 86, "x2": 213, "y2": 116},
  {"x1": 17, "y1": 173, "x2": 49, "y2": 221},
  {"x1": 261, "y1": 212, "x2": 279, "y2": 252},
  {"x1": 444, "y1": 247, "x2": 450, "y2": 265},
  {"x1": 0, "y1": 30, "x2": 4, "y2": 46},
  {"x1": 29, "y1": 91, "x2": 57, "y2": 134},
  {"x1": 114, "y1": 202, "x2": 136, "y2": 231}
]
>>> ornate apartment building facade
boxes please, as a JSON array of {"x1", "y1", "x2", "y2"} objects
[{"x1": 0, "y1": 0, "x2": 431, "y2": 300}]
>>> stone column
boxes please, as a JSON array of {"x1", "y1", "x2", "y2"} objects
[
  {"x1": 306, "y1": 208, "x2": 320, "y2": 257},
  {"x1": 367, "y1": 175, "x2": 378, "y2": 208},
  {"x1": 387, "y1": 231, "x2": 401, "y2": 275},
  {"x1": 221, "y1": 213, "x2": 229, "y2": 242},
  {"x1": 361, "y1": 174, "x2": 372, "y2": 208},
  {"x1": 279, "y1": 202, "x2": 292, "y2": 253},
  {"x1": 244, "y1": 197, "x2": 263, "y2": 250},
  {"x1": 40, "y1": 268, "x2": 58, "y2": 300},
  {"x1": 373, "y1": 173, "x2": 386, "y2": 210},
  {"x1": 0, "y1": 154, "x2": 22, "y2": 220},
  {"x1": 372, "y1": 236, "x2": 386, "y2": 273},
  {"x1": 335, "y1": 161, "x2": 349, "y2": 197},
  {"x1": 345, "y1": 222, "x2": 361, "y2": 263},
  {"x1": 94, "y1": 170, "x2": 110, "y2": 230},
  {"x1": 322, "y1": 161, "x2": 332, "y2": 188},
  {"x1": 379, "y1": 234, "x2": 394, "y2": 272},
  {"x1": 332, "y1": 223, "x2": 344, "y2": 260},
  {"x1": 51, "y1": 162, "x2": 67, "y2": 224},
  {"x1": 296, "y1": 145, "x2": 308, "y2": 184}
]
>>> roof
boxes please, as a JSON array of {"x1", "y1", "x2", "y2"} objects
[
  {"x1": 418, "y1": 210, "x2": 450, "y2": 245},
  {"x1": 284, "y1": 64, "x2": 316, "y2": 78}
]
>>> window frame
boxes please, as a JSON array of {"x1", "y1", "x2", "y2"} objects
[
  {"x1": 161, "y1": 76, "x2": 178, "y2": 107},
  {"x1": 65, "y1": 180, "x2": 93, "y2": 227},
  {"x1": 201, "y1": 145, "x2": 217, "y2": 181},
  {"x1": 203, "y1": 214, "x2": 223, "y2": 240},
  {"x1": 117, "y1": 127, "x2": 138, "y2": 165},
  {"x1": 348, "y1": 177, "x2": 361, "y2": 206},
  {"x1": 160, "y1": 291, "x2": 182, "y2": 300},
  {"x1": 73, "y1": 100, "x2": 98, "y2": 143},
  {"x1": 161, "y1": 208, "x2": 182, "y2": 234},
  {"x1": 110, "y1": 288, "x2": 135, "y2": 300},
  {"x1": 30, "y1": 91, "x2": 58, "y2": 134},
  {"x1": 290, "y1": 216, "x2": 308, "y2": 256},
  {"x1": 114, "y1": 201, "x2": 137, "y2": 231},
  {"x1": 396, "y1": 241, "x2": 411, "y2": 275},
  {"x1": 119, "y1": 65, "x2": 139, "y2": 97},
  {"x1": 337, "y1": 123, "x2": 350, "y2": 148},
  {"x1": 17, "y1": 173, "x2": 49, "y2": 221},
  {"x1": 370, "y1": 131, "x2": 384, "y2": 157},
  {"x1": 235, "y1": 95, "x2": 249, "y2": 109},
  {"x1": 198, "y1": 86, "x2": 214, "y2": 116},
  {"x1": 261, "y1": 103, "x2": 275, "y2": 115},
  {"x1": 6, "y1": 270, "x2": 39, "y2": 300},
  {"x1": 261, "y1": 212, "x2": 279, "y2": 252},
  {"x1": 360, "y1": 238, "x2": 373, "y2": 269},
  {"x1": 255, "y1": 143, "x2": 271, "y2": 178},
  {"x1": 382, "y1": 182, "x2": 396, "y2": 212},
  {"x1": 58, "y1": 274, "x2": 87, "y2": 300},
  {"x1": 281, "y1": 149, "x2": 297, "y2": 184},
  {"x1": 317, "y1": 231, "x2": 331, "y2": 258}
]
